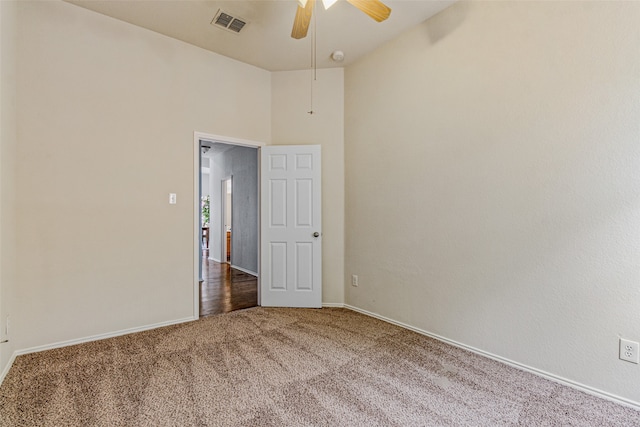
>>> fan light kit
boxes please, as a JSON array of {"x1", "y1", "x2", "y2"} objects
[
  {"x1": 298, "y1": 0, "x2": 337, "y2": 9},
  {"x1": 292, "y1": 0, "x2": 391, "y2": 39}
]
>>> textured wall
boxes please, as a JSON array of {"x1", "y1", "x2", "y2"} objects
[
  {"x1": 14, "y1": 1, "x2": 270, "y2": 350},
  {"x1": 345, "y1": 1, "x2": 640, "y2": 404},
  {"x1": 0, "y1": 0, "x2": 17, "y2": 377}
]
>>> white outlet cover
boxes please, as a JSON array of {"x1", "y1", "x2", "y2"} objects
[{"x1": 619, "y1": 338, "x2": 639, "y2": 364}]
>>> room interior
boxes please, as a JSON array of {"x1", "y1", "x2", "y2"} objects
[{"x1": 0, "y1": 0, "x2": 639, "y2": 420}]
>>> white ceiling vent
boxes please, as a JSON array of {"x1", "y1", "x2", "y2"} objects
[{"x1": 211, "y1": 10, "x2": 248, "y2": 34}]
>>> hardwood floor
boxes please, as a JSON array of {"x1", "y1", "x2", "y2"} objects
[{"x1": 199, "y1": 250, "x2": 258, "y2": 317}]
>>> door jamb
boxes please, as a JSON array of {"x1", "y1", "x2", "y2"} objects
[{"x1": 193, "y1": 131, "x2": 264, "y2": 320}]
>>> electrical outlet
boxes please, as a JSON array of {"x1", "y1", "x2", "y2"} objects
[
  {"x1": 351, "y1": 275, "x2": 359, "y2": 287},
  {"x1": 619, "y1": 338, "x2": 639, "y2": 364}
]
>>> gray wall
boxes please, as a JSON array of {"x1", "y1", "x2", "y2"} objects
[
  {"x1": 211, "y1": 146, "x2": 258, "y2": 274},
  {"x1": 201, "y1": 156, "x2": 210, "y2": 199}
]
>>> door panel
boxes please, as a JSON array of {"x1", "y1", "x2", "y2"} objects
[{"x1": 261, "y1": 145, "x2": 321, "y2": 308}]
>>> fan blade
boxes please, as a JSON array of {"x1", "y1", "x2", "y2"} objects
[
  {"x1": 346, "y1": 0, "x2": 391, "y2": 22},
  {"x1": 291, "y1": 0, "x2": 315, "y2": 39}
]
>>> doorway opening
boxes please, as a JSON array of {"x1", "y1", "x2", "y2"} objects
[{"x1": 197, "y1": 136, "x2": 259, "y2": 318}]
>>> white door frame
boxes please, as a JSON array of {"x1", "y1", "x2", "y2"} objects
[{"x1": 193, "y1": 131, "x2": 264, "y2": 319}]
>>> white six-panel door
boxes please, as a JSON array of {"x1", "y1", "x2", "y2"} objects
[{"x1": 260, "y1": 145, "x2": 321, "y2": 308}]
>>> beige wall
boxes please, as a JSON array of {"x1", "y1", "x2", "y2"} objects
[
  {"x1": 13, "y1": 1, "x2": 270, "y2": 350},
  {"x1": 0, "y1": 0, "x2": 18, "y2": 375},
  {"x1": 345, "y1": 1, "x2": 640, "y2": 404},
  {"x1": 272, "y1": 69, "x2": 345, "y2": 305}
]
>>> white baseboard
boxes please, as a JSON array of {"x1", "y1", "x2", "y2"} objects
[
  {"x1": 230, "y1": 264, "x2": 258, "y2": 277},
  {"x1": 0, "y1": 351, "x2": 18, "y2": 387},
  {"x1": 0, "y1": 316, "x2": 195, "y2": 387},
  {"x1": 209, "y1": 256, "x2": 221, "y2": 263},
  {"x1": 322, "y1": 303, "x2": 345, "y2": 308},
  {"x1": 343, "y1": 304, "x2": 640, "y2": 410}
]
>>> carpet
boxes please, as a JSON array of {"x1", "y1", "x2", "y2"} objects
[{"x1": 0, "y1": 307, "x2": 638, "y2": 426}]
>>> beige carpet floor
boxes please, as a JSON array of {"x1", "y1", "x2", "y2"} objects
[{"x1": 0, "y1": 307, "x2": 638, "y2": 426}]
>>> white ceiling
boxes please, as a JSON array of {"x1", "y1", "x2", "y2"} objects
[{"x1": 66, "y1": 0, "x2": 455, "y2": 71}]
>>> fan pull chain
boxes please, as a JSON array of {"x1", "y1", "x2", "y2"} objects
[
  {"x1": 308, "y1": 9, "x2": 317, "y2": 115},
  {"x1": 308, "y1": 77, "x2": 314, "y2": 115},
  {"x1": 313, "y1": 8, "x2": 317, "y2": 81}
]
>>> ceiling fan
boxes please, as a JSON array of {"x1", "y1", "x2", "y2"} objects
[{"x1": 291, "y1": 0, "x2": 392, "y2": 39}]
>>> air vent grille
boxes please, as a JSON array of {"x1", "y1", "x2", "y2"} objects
[
  {"x1": 228, "y1": 19, "x2": 246, "y2": 33},
  {"x1": 211, "y1": 10, "x2": 248, "y2": 34},
  {"x1": 215, "y1": 12, "x2": 233, "y2": 28}
]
